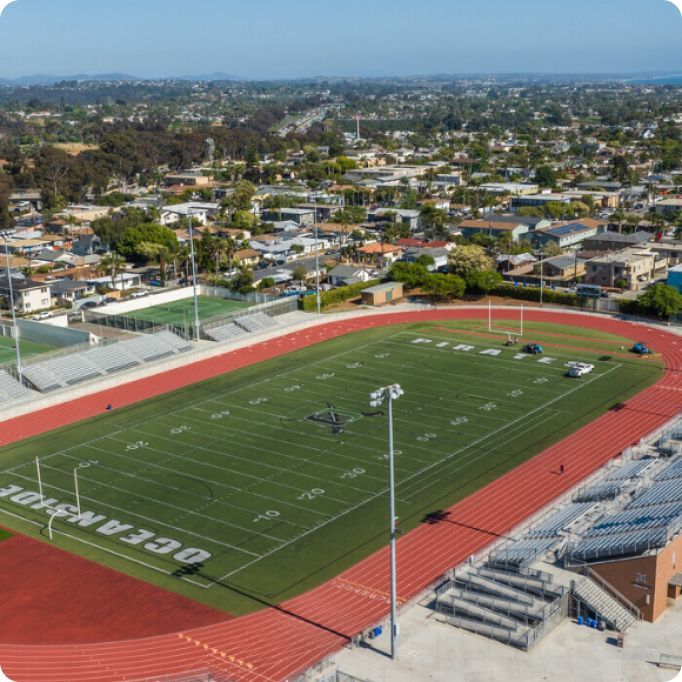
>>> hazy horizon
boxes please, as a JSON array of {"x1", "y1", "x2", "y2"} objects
[{"x1": 0, "y1": 0, "x2": 681, "y2": 80}]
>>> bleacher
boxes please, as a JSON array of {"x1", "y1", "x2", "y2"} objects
[
  {"x1": 526, "y1": 503, "x2": 595, "y2": 538},
  {"x1": 22, "y1": 331, "x2": 193, "y2": 393},
  {"x1": 0, "y1": 370, "x2": 38, "y2": 406},
  {"x1": 234, "y1": 313, "x2": 279, "y2": 334},
  {"x1": 435, "y1": 563, "x2": 566, "y2": 650},
  {"x1": 566, "y1": 455, "x2": 682, "y2": 562},
  {"x1": 204, "y1": 322, "x2": 249, "y2": 343}
]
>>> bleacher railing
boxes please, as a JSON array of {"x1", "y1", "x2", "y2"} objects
[{"x1": 573, "y1": 562, "x2": 641, "y2": 622}]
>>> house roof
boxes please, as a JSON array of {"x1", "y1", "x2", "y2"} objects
[
  {"x1": 358, "y1": 243, "x2": 402, "y2": 255},
  {"x1": 459, "y1": 219, "x2": 523, "y2": 231}
]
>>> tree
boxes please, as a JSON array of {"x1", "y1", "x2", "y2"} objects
[
  {"x1": 230, "y1": 265, "x2": 254, "y2": 294},
  {"x1": 98, "y1": 253, "x2": 126, "y2": 290},
  {"x1": 388, "y1": 262, "x2": 429, "y2": 289},
  {"x1": 610, "y1": 155, "x2": 631, "y2": 183},
  {"x1": 422, "y1": 273, "x2": 465, "y2": 300},
  {"x1": 292, "y1": 264, "x2": 308, "y2": 283},
  {"x1": 258, "y1": 277, "x2": 275, "y2": 290},
  {"x1": 535, "y1": 165, "x2": 556, "y2": 188},
  {"x1": 465, "y1": 269, "x2": 503, "y2": 293},
  {"x1": 637, "y1": 284, "x2": 682, "y2": 319},
  {"x1": 448, "y1": 245, "x2": 495, "y2": 277},
  {"x1": 229, "y1": 180, "x2": 256, "y2": 212}
]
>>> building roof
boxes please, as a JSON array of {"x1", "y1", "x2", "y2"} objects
[
  {"x1": 362, "y1": 282, "x2": 403, "y2": 294},
  {"x1": 459, "y1": 219, "x2": 523, "y2": 231},
  {"x1": 540, "y1": 221, "x2": 600, "y2": 238},
  {"x1": 358, "y1": 243, "x2": 402, "y2": 255},
  {"x1": 587, "y1": 230, "x2": 651, "y2": 245}
]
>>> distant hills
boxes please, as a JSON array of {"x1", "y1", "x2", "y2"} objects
[{"x1": 0, "y1": 72, "x2": 243, "y2": 86}]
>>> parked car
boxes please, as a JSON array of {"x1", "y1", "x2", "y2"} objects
[
  {"x1": 81, "y1": 300, "x2": 99, "y2": 309},
  {"x1": 130, "y1": 290, "x2": 149, "y2": 298},
  {"x1": 567, "y1": 362, "x2": 594, "y2": 378},
  {"x1": 32, "y1": 312, "x2": 51, "y2": 320}
]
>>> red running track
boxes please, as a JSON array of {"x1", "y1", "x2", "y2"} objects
[{"x1": 0, "y1": 309, "x2": 680, "y2": 681}]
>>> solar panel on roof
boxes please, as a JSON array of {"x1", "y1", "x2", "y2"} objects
[{"x1": 546, "y1": 223, "x2": 589, "y2": 237}]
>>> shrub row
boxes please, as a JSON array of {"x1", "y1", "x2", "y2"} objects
[
  {"x1": 300, "y1": 279, "x2": 382, "y2": 312},
  {"x1": 489, "y1": 284, "x2": 578, "y2": 306}
]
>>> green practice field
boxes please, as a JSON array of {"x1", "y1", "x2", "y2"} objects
[
  {"x1": 0, "y1": 335, "x2": 55, "y2": 366},
  {"x1": 0, "y1": 320, "x2": 662, "y2": 614},
  {"x1": 123, "y1": 295, "x2": 252, "y2": 326}
]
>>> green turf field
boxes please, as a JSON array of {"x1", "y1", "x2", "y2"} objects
[
  {"x1": 0, "y1": 335, "x2": 55, "y2": 366},
  {"x1": 122, "y1": 296, "x2": 251, "y2": 326},
  {"x1": 0, "y1": 319, "x2": 662, "y2": 614}
]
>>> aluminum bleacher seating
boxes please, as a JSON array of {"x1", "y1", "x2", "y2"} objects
[
  {"x1": 23, "y1": 331, "x2": 194, "y2": 393},
  {"x1": 204, "y1": 322, "x2": 249, "y2": 343},
  {"x1": 0, "y1": 370, "x2": 37, "y2": 405},
  {"x1": 526, "y1": 503, "x2": 595, "y2": 538},
  {"x1": 235, "y1": 313, "x2": 279, "y2": 334}
]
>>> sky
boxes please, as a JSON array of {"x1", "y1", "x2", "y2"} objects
[{"x1": 0, "y1": 0, "x2": 681, "y2": 79}]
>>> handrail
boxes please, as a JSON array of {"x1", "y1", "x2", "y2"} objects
[{"x1": 579, "y1": 564, "x2": 642, "y2": 621}]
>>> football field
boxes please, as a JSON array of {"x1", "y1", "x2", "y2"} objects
[{"x1": 0, "y1": 320, "x2": 662, "y2": 614}]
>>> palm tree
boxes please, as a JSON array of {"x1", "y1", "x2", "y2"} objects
[{"x1": 98, "y1": 253, "x2": 125, "y2": 290}]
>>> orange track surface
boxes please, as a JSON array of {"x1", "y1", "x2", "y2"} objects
[{"x1": 0, "y1": 309, "x2": 680, "y2": 681}]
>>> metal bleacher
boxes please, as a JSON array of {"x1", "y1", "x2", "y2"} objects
[
  {"x1": 234, "y1": 312, "x2": 279, "y2": 334},
  {"x1": 204, "y1": 322, "x2": 249, "y2": 343},
  {"x1": 0, "y1": 370, "x2": 37, "y2": 405},
  {"x1": 566, "y1": 455, "x2": 682, "y2": 562},
  {"x1": 526, "y1": 503, "x2": 595, "y2": 538},
  {"x1": 22, "y1": 330, "x2": 193, "y2": 393}
]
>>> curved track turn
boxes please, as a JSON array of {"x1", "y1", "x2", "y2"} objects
[{"x1": 0, "y1": 309, "x2": 680, "y2": 681}]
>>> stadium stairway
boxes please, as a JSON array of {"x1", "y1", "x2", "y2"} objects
[{"x1": 572, "y1": 576, "x2": 637, "y2": 632}]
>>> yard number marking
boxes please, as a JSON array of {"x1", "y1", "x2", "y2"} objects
[
  {"x1": 253, "y1": 510, "x2": 280, "y2": 523},
  {"x1": 379, "y1": 449, "x2": 402, "y2": 461},
  {"x1": 249, "y1": 397, "x2": 269, "y2": 406},
  {"x1": 341, "y1": 467, "x2": 366, "y2": 479},
  {"x1": 450, "y1": 417, "x2": 469, "y2": 427},
  {"x1": 126, "y1": 441, "x2": 149, "y2": 451},
  {"x1": 533, "y1": 377, "x2": 549, "y2": 385},
  {"x1": 297, "y1": 488, "x2": 325, "y2": 501},
  {"x1": 417, "y1": 433, "x2": 437, "y2": 442},
  {"x1": 374, "y1": 353, "x2": 390, "y2": 359},
  {"x1": 480, "y1": 402, "x2": 497, "y2": 412},
  {"x1": 346, "y1": 362, "x2": 363, "y2": 369},
  {"x1": 316, "y1": 373, "x2": 335, "y2": 381},
  {"x1": 170, "y1": 425, "x2": 192, "y2": 435},
  {"x1": 508, "y1": 389, "x2": 524, "y2": 398},
  {"x1": 284, "y1": 385, "x2": 302, "y2": 393},
  {"x1": 210, "y1": 410, "x2": 231, "y2": 420}
]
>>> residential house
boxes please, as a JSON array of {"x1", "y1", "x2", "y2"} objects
[
  {"x1": 51, "y1": 279, "x2": 97, "y2": 304},
  {"x1": 261, "y1": 208, "x2": 315, "y2": 227},
  {"x1": 161, "y1": 202, "x2": 220, "y2": 226},
  {"x1": 357, "y1": 243, "x2": 402, "y2": 265},
  {"x1": 163, "y1": 172, "x2": 212, "y2": 187},
  {"x1": 367, "y1": 208, "x2": 421, "y2": 231},
  {"x1": 582, "y1": 231, "x2": 651, "y2": 253},
  {"x1": 400, "y1": 247, "x2": 449, "y2": 271},
  {"x1": 584, "y1": 248, "x2": 665, "y2": 291},
  {"x1": 86, "y1": 273, "x2": 142, "y2": 292},
  {"x1": 326, "y1": 265, "x2": 375, "y2": 287},
  {"x1": 72, "y1": 234, "x2": 105, "y2": 256},
  {"x1": 233, "y1": 249, "x2": 260, "y2": 268},
  {"x1": 655, "y1": 197, "x2": 682, "y2": 218},
  {"x1": 458, "y1": 219, "x2": 530, "y2": 243},
  {"x1": 0, "y1": 274, "x2": 52, "y2": 312},
  {"x1": 535, "y1": 219, "x2": 606, "y2": 249}
]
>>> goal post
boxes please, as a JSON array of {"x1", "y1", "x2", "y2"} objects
[{"x1": 488, "y1": 302, "x2": 525, "y2": 338}]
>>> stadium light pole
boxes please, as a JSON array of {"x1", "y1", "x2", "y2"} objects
[
  {"x1": 186, "y1": 209, "x2": 201, "y2": 341},
  {"x1": 0, "y1": 231, "x2": 23, "y2": 385},
  {"x1": 369, "y1": 383, "x2": 404, "y2": 660},
  {"x1": 313, "y1": 201, "x2": 321, "y2": 315}
]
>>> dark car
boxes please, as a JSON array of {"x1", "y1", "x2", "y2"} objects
[{"x1": 81, "y1": 300, "x2": 99, "y2": 309}]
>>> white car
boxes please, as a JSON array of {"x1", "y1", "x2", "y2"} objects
[
  {"x1": 567, "y1": 362, "x2": 594, "y2": 378},
  {"x1": 32, "y1": 311, "x2": 51, "y2": 320},
  {"x1": 130, "y1": 290, "x2": 149, "y2": 298}
]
